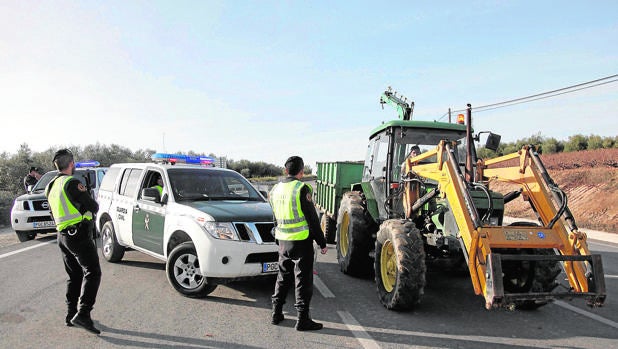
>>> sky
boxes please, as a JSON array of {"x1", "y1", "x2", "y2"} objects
[{"x1": 1, "y1": 0, "x2": 617, "y2": 169}]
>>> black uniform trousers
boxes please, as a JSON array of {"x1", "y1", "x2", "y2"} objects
[
  {"x1": 272, "y1": 238, "x2": 314, "y2": 312},
  {"x1": 57, "y1": 227, "x2": 101, "y2": 316}
]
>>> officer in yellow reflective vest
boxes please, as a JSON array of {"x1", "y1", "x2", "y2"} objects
[
  {"x1": 269, "y1": 156, "x2": 327, "y2": 331},
  {"x1": 151, "y1": 176, "x2": 164, "y2": 196},
  {"x1": 45, "y1": 149, "x2": 102, "y2": 335}
]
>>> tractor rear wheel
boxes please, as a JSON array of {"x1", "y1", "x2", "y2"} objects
[
  {"x1": 374, "y1": 220, "x2": 426, "y2": 310},
  {"x1": 336, "y1": 191, "x2": 376, "y2": 278}
]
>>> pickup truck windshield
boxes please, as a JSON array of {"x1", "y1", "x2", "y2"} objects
[{"x1": 168, "y1": 168, "x2": 264, "y2": 202}]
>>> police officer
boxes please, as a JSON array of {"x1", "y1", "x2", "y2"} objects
[
  {"x1": 23, "y1": 166, "x2": 42, "y2": 190},
  {"x1": 152, "y1": 176, "x2": 164, "y2": 196},
  {"x1": 45, "y1": 149, "x2": 102, "y2": 335},
  {"x1": 269, "y1": 156, "x2": 327, "y2": 331}
]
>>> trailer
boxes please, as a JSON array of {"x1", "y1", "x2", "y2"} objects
[{"x1": 314, "y1": 161, "x2": 363, "y2": 243}]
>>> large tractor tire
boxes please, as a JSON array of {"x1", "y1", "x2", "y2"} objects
[
  {"x1": 374, "y1": 220, "x2": 426, "y2": 310},
  {"x1": 499, "y1": 222, "x2": 561, "y2": 310},
  {"x1": 336, "y1": 191, "x2": 377, "y2": 278},
  {"x1": 320, "y1": 213, "x2": 337, "y2": 244}
]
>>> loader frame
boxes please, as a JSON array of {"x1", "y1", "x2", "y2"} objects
[{"x1": 402, "y1": 138, "x2": 606, "y2": 309}]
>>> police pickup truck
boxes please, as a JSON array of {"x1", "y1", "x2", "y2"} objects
[
  {"x1": 95, "y1": 155, "x2": 279, "y2": 297},
  {"x1": 11, "y1": 162, "x2": 107, "y2": 242}
]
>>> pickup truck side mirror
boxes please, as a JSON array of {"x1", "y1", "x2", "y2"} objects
[{"x1": 259, "y1": 190, "x2": 269, "y2": 199}]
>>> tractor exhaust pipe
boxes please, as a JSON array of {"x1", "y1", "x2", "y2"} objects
[{"x1": 465, "y1": 104, "x2": 474, "y2": 183}]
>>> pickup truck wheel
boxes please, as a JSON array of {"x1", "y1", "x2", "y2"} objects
[
  {"x1": 320, "y1": 214, "x2": 336, "y2": 244},
  {"x1": 16, "y1": 231, "x2": 36, "y2": 242},
  {"x1": 375, "y1": 220, "x2": 426, "y2": 310},
  {"x1": 100, "y1": 221, "x2": 125, "y2": 262},
  {"x1": 336, "y1": 191, "x2": 376, "y2": 278},
  {"x1": 166, "y1": 242, "x2": 217, "y2": 298}
]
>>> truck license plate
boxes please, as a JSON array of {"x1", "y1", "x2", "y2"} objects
[
  {"x1": 262, "y1": 262, "x2": 279, "y2": 273},
  {"x1": 33, "y1": 221, "x2": 56, "y2": 228}
]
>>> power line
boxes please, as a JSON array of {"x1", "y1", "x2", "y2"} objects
[{"x1": 439, "y1": 74, "x2": 618, "y2": 120}]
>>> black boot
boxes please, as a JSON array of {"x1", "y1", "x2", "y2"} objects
[
  {"x1": 71, "y1": 312, "x2": 101, "y2": 334},
  {"x1": 295, "y1": 310, "x2": 323, "y2": 331},
  {"x1": 271, "y1": 303, "x2": 284, "y2": 325},
  {"x1": 65, "y1": 307, "x2": 77, "y2": 327}
]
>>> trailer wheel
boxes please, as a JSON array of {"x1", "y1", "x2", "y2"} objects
[
  {"x1": 374, "y1": 220, "x2": 426, "y2": 310},
  {"x1": 336, "y1": 191, "x2": 376, "y2": 278},
  {"x1": 320, "y1": 214, "x2": 336, "y2": 244}
]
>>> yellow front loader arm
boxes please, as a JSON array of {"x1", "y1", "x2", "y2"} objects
[{"x1": 402, "y1": 142, "x2": 606, "y2": 309}]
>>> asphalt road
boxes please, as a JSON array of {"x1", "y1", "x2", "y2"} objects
[{"x1": 1, "y1": 228, "x2": 617, "y2": 349}]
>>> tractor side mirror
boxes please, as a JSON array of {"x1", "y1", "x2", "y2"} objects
[{"x1": 485, "y1": 132, "x2": 501, "y2": 151}]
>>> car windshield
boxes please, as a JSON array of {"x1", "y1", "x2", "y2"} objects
[
  {"x1": 391, "y1": 127, "x2": 470, "y2": 181},
  {"x1": 168, "y1": 168, "x2": 264, "y2": 202},
  {"x1": 32, "y1": 169, "x2": 99, "y2": 192}
]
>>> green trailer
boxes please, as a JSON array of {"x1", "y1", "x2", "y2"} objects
[{"x1": 314, "y1": 161, "x2": 363, "y2": 243}]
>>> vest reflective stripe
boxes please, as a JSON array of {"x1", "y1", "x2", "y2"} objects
[
  {"x1": 46, "y1": 176, "x2": 93, "y2": 231},
  {"x1": 269, "y1": 180, "x2": 310, "y2": 241}
]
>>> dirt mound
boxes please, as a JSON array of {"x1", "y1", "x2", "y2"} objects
[{"x1": 489, "y1": 149, "x2": 617, "y2": 233}]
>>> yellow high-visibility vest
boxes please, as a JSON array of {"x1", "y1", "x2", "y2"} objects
[
  {"x1": 269, "y1": 180, "x2": 311, "y2": 241},
  {"x1": 45, "y1": 176, "x2": 93, "y2": 231}
]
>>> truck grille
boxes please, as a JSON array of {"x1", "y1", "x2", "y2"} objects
[
  {"x1": 234, "y1": 222, "x2": 276, "y2": 243},
  {"x1": 32, "y1": 200, "x2": 50, "y2": 211}
]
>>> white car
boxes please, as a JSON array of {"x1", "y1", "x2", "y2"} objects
[
  {"x1": 95, "y1": 161, "x2": 278, "y2": 297},
  {"x1": 11, "y1": 166, "x2": 107, "y2": 242}
]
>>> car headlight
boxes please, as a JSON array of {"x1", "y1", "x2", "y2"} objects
[
  {"x1": 201, "y1": 221, "x2": 238, "y2": 240},
  {"x1": 12, "y1": 201, "x2": 24, "y2": 212}
]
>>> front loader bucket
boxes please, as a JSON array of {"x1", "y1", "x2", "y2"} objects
[{"x1": 485, "y1": 253, "x2": 606, "y2": 309}]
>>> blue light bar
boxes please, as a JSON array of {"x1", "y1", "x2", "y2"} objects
[
  {"x1": 151, "y1": 153, "x2": 215, "y2": 165},
  {"x1": 75, "y1": 160, "x2": 100, "y2": 168}
]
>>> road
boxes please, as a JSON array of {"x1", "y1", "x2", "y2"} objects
[{"x1": 1, "y1": 227, "x2": 617, "y2": 349}]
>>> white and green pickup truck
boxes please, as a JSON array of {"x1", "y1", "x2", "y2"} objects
[{"x1": 95, "y1": 161, "x2": 278, "y2": 297}]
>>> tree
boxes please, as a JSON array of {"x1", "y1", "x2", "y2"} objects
[
  {"x1": 541, "y1": 137, "x2": 563, "y2": 154},
  {"x1": 587, "y1": 135, "x2": 604, "y2": 150},
  {"x1": 564, "y1": 134, "x2": 588, "y2": 152}
]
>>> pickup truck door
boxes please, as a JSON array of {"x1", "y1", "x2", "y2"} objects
[
  {"x1": 132, "y1": 198, "x2": 165, "y2": 255},
  {"x1": 131, "y1": 170, "x2": 165, "y2": 255}
]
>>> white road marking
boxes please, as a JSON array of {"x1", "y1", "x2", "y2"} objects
[
  {"x1": 0, "y1": 240, "x2": 54, "y2": 260},
  {"x1": 314, "y1": 275, "x2": 335, "y2": 298},
  {"x1": 337, "y1": 310, "x2": 381, "y2": 349},
  {"x1": 604, "y1": 274, "x2": 618, "y2": 279},
  {"x1": 554, "y1": 300, "x2": 618, "y2": 329}
]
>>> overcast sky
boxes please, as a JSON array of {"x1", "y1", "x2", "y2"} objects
[{"x1": 1, "y1": 1, "x2": 616, "y2": 168}]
